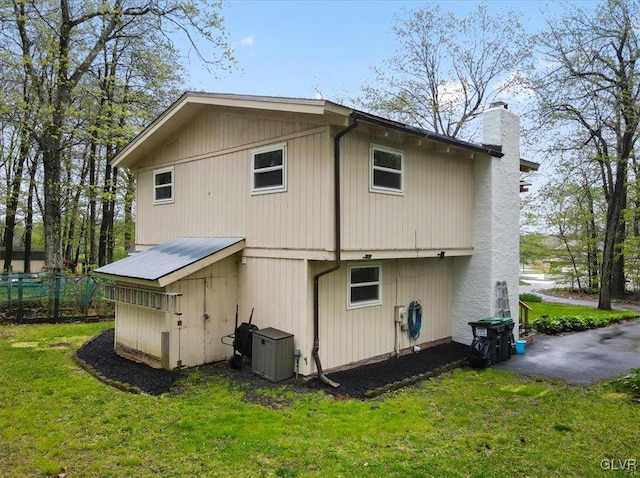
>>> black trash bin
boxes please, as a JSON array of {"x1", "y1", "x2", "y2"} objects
[
  {"x1": 468, "y1": 319, "x2": 505, "y2": 365},
  {"x1": 467, "y1": 336, "x2": 493, "y2": 368},
  {"x1": 494, "y1": 318, "x2": 515, "y2": 361},
  {"x1": 479, "y1": 317, "x2": 514, "y2": 362}
]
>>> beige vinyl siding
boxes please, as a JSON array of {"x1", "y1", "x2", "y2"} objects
[
  {"x1": 134, "y1": 108, "x2": 474, "y2": 255},
  {"x1": 144, "y1": 109, "x2": 323, "y2": 169},
  {"x1": 114, "y1": 303, "x2": 169, "y2": 368},
  {"x1": 166, "y1": 254, "x2": 239, "y2": 368},
  {"x1": 135, "y1": 113, "x2": 333, "y2": 250},
  {"x1": 341, "y1": 132, "x2": 474, "y2": 252},
  {"x1": 238, "y1": 256, "x2": 311, "y2": 372},
  {"x1": 313, "y1": 257, "x2": 453, "y2": 372}
]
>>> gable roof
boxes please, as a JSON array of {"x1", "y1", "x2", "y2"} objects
[
  {"x1": 94, "y1": 237, "x2": 245, "y2": 288},
  {"x1": 112, "y1": 92, "x2": 503, "y2": 169}
]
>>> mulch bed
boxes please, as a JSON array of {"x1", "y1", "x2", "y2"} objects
[
  {"x1": 75, "y1": 329, "x2": 181, "y2": 396},
  {"x1": 315, "y1": 342, "x2": 469, "y2": 398},
  {"x1": 75, "y1": 328, "x2": 469, "y2": 400}
]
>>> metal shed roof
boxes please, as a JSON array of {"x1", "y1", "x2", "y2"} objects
[{"x1": 94, "y1": 237, "x2": 245, "y2": 288}]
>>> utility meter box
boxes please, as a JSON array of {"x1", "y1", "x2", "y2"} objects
[{"x1": 252, "y1": 327, "x2": 294, "y2": 382}]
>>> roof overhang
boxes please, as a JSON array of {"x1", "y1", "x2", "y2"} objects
[
  {"x1": 94, "y1": 237, "x2": 245, "y2": 288},
  {"x1": 519, "y1": 158, "x2": 540, "y2": 193},
  {"x1": 348, "y1": 109, "x2": 503, "y2": 158},
  {"x1": 113, "y1": 92, "x2": 505, "y2": 169},
  {"x1": 520, "y1": 158, "x2": 540, "y2": 172},
  {"x1": 113, "y1": 92, "x2": 352, "y2": 169}
]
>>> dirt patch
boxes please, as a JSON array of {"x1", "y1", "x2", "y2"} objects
[
  {"x1": 11, "y1": 342, "x2": 39, "y2": 348},
  {"x1": 76, "y1": 328, "x2": 469, "y2": 400}
]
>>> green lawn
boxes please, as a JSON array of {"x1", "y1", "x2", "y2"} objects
[
  {"x1": 525, "y1": 299, "x2": 637, "y2": 321},
  {"x1": 1, "y1": 321, "x2": 639, "y2": 477}
]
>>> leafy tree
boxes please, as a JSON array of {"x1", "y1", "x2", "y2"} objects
[
  {"x1": 0, "y1": 0, "x2": 233, "y2": 272},
  {"x1": 360, "y1": 1, "x2": 531, "y2": 140},
  {"x1": 536, "y1": 149, "x2": 606, "y2": 290},
  {"x1": 520, "y1": 233, "x2": 550, "y2": 272},
  {"x1": 530, "y1": 0, "x2": 640, "y2": 308}
]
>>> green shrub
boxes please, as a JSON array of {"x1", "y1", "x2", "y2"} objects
[
  {"x1": 532, "y1": 313, "x2": 637, "y2": 335},
  {"x1": 610, "y1": 368, "x2": 640, "y2": 400},
  {"x1": 519, "y1": 292, "x2": 543, "y2": 303}
]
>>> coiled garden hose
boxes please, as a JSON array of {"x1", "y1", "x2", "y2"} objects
[{"x1": 407, "y1": 300, "x2": 422, "y2": 340}]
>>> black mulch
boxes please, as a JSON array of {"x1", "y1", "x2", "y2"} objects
[
  {"x1": 76, "y1": 328, "x2": 470, "y2": 399},
  {"x1": 75, "y1": 329, "x2": 181, "y2": 396},
  {"x1": 314, "y1": 341, "x2": 470, "y2": 398}
]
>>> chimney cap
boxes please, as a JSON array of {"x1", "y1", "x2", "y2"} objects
[{"x1": 489, "y1": 101, "x2": 508, "y2": 109}]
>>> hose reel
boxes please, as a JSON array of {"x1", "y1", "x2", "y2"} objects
[{"x1": 407, "y1": 300, "x2": 422, "y2": 341}]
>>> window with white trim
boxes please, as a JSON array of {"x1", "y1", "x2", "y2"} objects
[
  {"x1": 348, "y1": 264, "x2": 382, "y2": 309},
  {"x1": 153, "y1": 166, "x2": 174, "y2": 204},
  {"x1": 370, "y1": 145, "x2": 404, "y2": 194},
  {"x1": 251, "y1": 143, "x2": 287, "y2": 194}
]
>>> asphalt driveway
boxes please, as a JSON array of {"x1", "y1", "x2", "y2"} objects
[{"x1": 494, "y1": 289, "x2": 640, "y2": 384}]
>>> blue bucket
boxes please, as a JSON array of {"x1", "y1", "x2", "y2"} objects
[{"x1": 515, "y1": 340, "x2": 526, "y2": 354}]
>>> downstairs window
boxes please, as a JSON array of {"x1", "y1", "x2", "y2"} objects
[{"x1": 348, "y1": 264, "x2": 382, "y2": 309}]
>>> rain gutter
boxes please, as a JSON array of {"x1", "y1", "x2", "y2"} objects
[{"x1": 312, "y1": 117, "x2": 359, "y2": 388}]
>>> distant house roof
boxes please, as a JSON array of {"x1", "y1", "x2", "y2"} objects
[
  {"x1": 94, "y1": 237, "x2": 245, "y2": 288},
  {"x1": 520, "y1": 158, "x2": 540, "y2": 173},
  {"x1": 0, "y1": 247, "x2": 46, "y2": 261},
  {"x1": 112, "y1": 92, "x2": 504, "y2": 169},
  {"x1": 519, "y1": 158, "x2": 540, "y2": 192}
]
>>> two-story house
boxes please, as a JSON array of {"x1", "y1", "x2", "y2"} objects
[{"x1": 95, "y1": 93, "x2": 521, "y2": 382}]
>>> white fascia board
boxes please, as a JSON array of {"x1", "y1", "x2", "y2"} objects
[{"x1": 93, "y1": 272, "x2": 162, "y2": 289}]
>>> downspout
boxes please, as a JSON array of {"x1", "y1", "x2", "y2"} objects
[{"x1": 312, "y1": 117, "x2": 359, "y2": 388}]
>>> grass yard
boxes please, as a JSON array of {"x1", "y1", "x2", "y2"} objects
[
  {"x1": 1, "y1": 321, "x2": 639, "y2": 477},
  {"x1": 523, "y1": 299, "x2": 640, "y2": 334},
  {"x1": 526, "y1": 301, "x2": 637, "y2": 321}
]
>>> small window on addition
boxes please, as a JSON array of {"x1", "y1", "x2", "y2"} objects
[
  {"x1": 348, "y1": 264, "x2": 382, "y2": 309},
  {"x1": 251, "y1": 143, "x2": 287, "y2": 194},
  {"x1": 153, "y1": 166, "x2": 174, "y2": 204},
  {"x1": 370, "y1": 145, "x2": 404, "y2": 194}
]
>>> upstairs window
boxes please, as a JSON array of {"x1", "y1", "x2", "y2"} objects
[
  {"x1": 348, "y1": 264, "x2": 382, "y2": 309},
  {"x1": 251, "y1": 143, "x2": 287, "y2": 194},
  {"x1": 370, "y1": 145, "x2": 404, "y2": 194},
  {"x1": 153, "y1": 167, "x2": 174, "y2": 204}
]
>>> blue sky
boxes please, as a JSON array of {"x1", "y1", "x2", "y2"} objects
[
  {"x1": 180, "y1": 0, "x2": 600, "y2": 190},
  {"x1": 182, "y1": 0, "x2": 597, "y2": 102}
]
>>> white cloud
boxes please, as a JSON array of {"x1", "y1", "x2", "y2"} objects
[{"x1": 240, "y1": 35, "x2": 255, "y2": 47}]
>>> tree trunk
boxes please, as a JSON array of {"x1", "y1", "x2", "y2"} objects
[
  {"x1": 23, "y1": 157, "x2": 38, "y2": 274},
  {"x1": 123, "y1": 171, "x2": 135, "y2": 253},
  {"x1": 88, "y1": 138, "x2": 98, "y2": 266},
  {"x1": 2, "y1": 126, "x2": 28, "y2": 273},
  {"x1": 63, "y1": 152, "x2": 89, "y2": 269},
  {"x1": 599, "y1": 160, "x2": 627, "y2": 310},
  {"x1": 584, "y1": 183, "x2": 599, "y2": 289},
  {"x1": 98, "y1": 164, "x2": 115, "y2": 266},
  {"x1": 588, "y1": 224, "x2": 599, "y2": 289},
  {"x1": 42, "y1": 130, "x2": 64, "y2": 270},
  {"x1": 611, "y1": 197, "x2": 627, "y2": 298}
]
